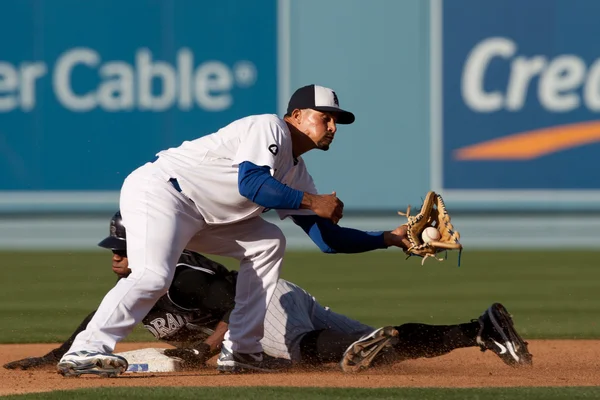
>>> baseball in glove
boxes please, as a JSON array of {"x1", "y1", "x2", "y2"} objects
[{"x1": 399, "y1": 191, "x2": 462, "y2": 265}]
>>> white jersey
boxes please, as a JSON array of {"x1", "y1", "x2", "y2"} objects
[{"x1": 153, "y1": 114, "x2": 317, "y2": 224}]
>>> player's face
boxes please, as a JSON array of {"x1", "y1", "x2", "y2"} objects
[
  {"x1": 111, "y1": 249, "x2": 132, "y2": 279},
  {"x1": 298, "y1": 109, "x2": 338, "y2": 151}
]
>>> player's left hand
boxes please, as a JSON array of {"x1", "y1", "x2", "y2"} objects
[
  {"x1": 384, "y1": 224, "x2": 411, "y2": 250},
  {"x1": 3, "y1": 355, "x2": 56, "y2": 370},
  {"x1": 164, "y1": 343, "x2": 212, "y2": 368}
]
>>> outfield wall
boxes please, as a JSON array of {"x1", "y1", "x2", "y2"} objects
[
  {"x1": 1, "y1": 0, "x2": 599, "y2": 249},
  {"x1": 1, "y1": 213, "x2": 599, "y2": 251}
]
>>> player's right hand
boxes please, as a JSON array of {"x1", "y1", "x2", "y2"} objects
[
  {"x1": 3, "y1": 356, "x2": 54, "y2": 370},
  {"x1": 164, "y1": 345, "x2": 211, "y2": 368},
  {"x1": 305, "y1": 192, "x2": 344, "y2": 224}
]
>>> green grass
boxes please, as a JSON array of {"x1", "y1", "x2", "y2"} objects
[
  {"x1": 4, "y1": 387, "x2": 600, "y2": 400},
  {"x1": 0, "y1": 250, "x2": 599, "y2": 343}
]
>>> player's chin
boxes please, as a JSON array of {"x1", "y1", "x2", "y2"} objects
[
  {"x1": 113, "y1": 267, "x2": 132, "y2": 279},
  {"x1": 316, "y1": 142, "x2": 330, "y2": 151}
]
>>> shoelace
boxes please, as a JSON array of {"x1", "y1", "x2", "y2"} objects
[{"x1": 472, "y1": 318, "x2": 488, "y2": 351}]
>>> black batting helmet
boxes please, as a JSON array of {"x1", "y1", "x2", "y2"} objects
[{"x1": 98, "y1": 211, "x2": 126, "y2": 251}]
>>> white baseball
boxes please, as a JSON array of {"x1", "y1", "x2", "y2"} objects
[{"x1": 421, "y1": 227, "x2": 441, "y2": 243}]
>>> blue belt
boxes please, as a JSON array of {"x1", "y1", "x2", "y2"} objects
[
  {"x1": 169, "y1": 177, "x2": 194, "y2": 204},
  {"x1": 169, "y1": 178, "x2": 183, "y2": 193}
]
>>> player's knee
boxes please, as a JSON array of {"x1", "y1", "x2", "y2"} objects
[
  {"x1": 133, "y1": 268, "x2": 172, "y2": 296},
  {"x1": 265, "y1": 227, "x2": 286, "y2": 258},
  {"x1": 248, "y1": 223, "x2": 286, "y2": 264}
]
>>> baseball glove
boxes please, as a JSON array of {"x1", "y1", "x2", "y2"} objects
[{"x1": 399, "y1": 191, "x2": 462, "y2": 265}]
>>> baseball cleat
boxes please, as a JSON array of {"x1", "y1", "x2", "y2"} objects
[
  {"x1": 216, "y1": 348, "x2": 291, "y2": 373},
  {"x1": 57, "y1": 351, "x2": 128, "y2": 377},
  {"x1": 476, "y1": 303, "x2": 533, "y2": 367},
  {"x1": 340, "y1": 326, "x2": 399, "y2": 373}
]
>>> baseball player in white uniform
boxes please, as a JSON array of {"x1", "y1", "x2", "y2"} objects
[{"x1": 57, "y1": 84, "x2": 411, "y2": 375}]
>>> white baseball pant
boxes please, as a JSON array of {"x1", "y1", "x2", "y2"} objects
[{"x1": 67, "y1": 161, "x2": 285, "y2": 355}]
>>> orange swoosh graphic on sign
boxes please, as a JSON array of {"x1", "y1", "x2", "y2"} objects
[{"x1": 454, "y1": 120, "x2": 600, "y2": 161}]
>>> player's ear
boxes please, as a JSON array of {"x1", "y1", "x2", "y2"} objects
[{"x1": 291, "y1": 108, "x2": 303, "y2": 123}]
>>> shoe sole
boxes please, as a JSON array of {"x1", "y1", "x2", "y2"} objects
[
  {"x1": 57, "y1": 358, "x2": 128, "y2": 378},
  {"x1": 216, "y1": 361, "x2": 277, "y2": 374},
  {"x1": 487, "y1": 303, "x2": 533, "y2": 367},
  {"x1": 340, "y1": 326, "x2": 399, "y2": 373}
]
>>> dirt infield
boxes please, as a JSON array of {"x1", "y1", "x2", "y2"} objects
[{"x1": 1, "y1": 340, "x2": 599, "y2": 396}]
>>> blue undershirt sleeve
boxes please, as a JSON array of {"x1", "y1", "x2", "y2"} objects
[
  {"x1": 238, "y1": 161, "x2": 304, "y2": 209},
  {"x1": 291, "y1": 215, "x2": 388, "y2": 254}
]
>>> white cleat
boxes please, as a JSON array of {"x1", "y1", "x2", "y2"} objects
[{"x1": 57, "y1": 351, "x2": 128, "y2": 378}]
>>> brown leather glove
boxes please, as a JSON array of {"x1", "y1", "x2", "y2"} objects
[{"x1": 400, "y1": 191, "x2": 463, "y2": 265}]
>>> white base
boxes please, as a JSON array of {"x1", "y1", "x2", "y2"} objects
[{"x1": 115, "y1": 348, "x2": 184, "y2": 373}]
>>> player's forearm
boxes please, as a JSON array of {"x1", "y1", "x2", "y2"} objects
[
  {"x1": 383, "y1": 231, "x2": 396, "y2": 247},
  {"x1": 299, "y1": 192, "x2": 316, "y2": 209},
  {"x1": 203, "y1": 321, "x2": 229, "y2": 353},
  {"x1": 238, "y1": 161, "x2": 303, "y2": 209},
  {"x1": 383, "y1": 225, "x2": 411, "y2": 250},
  {"x1": 292, "y1": 215, "x2": 388, "y2": 253}
]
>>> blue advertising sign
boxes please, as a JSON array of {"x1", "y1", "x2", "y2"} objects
[
  {"x1": 431, "y1": 0, "x2": 600, "y2": 204},
  {"x1": 0, "y1": 0, "x2": 278, "y2": 202}
]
